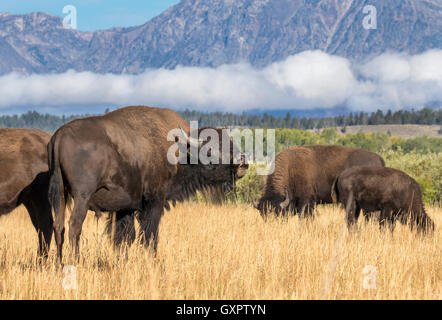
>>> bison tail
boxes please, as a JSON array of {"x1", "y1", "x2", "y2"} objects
[
  {"x1": 331, "y1": 177, "x2": 340, "y2": 204},
  {"x1": 47, "y1": 134, "x2": 66, "y2": 226}
]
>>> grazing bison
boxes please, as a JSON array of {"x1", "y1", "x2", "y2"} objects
[
  {"x1": 0, "y1": 128, "x2": 53, "y2": 258},
  {"x1": 331, "y1": 166, "x2": 434, "y2": 234},
  {"x1": 48, "y1": 106, "x2": 247, "y2": 261},
  {"x1": 255, "y1": 145, "x2": 385, "y2": 217}
]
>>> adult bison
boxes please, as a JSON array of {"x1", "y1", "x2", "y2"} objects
[
  {"x1": 105, "y1": 149, "x2": 248, "y2": 248},
  {"x1": 48, "y1": 106, "x2": 247, "y2": 261},
  {"x1": 255, "y1": 145, "x2": 385, "y2": 217},
  {"x1": 331, "y1": 166, "x2": 434, "y2": 234},
  {"x1": 0, "y1": 128, "x2": 53, "y2": 258},
  {"x1": 104, "y1": 126, "x2": 248, "y2": 248}
]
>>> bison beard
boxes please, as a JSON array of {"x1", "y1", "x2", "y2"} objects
[
  {"x1": 256, "y1": 145, "x2": 385, "y2": 218},
  {"x1": 332, "y1": 166, "x2": 435, "y2": 235},
  {"x1": 48, "y1": 106, "x2": 247, "y2": 262},
  {"x1": 0, "y1": 128, "x2": 53, "y2": 259}
]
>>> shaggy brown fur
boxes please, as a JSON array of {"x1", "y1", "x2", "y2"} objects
[
  {"x1": 332, "y1": 166, "x2": 434, "y2": 234},
  {"x1": 0, "y1": 128, "x2": 53, "y2": 258},
  {"x1": 256, "y1": 145, "x2": 385, "y2": 217},
  {"x1": 106, "y1": 126, "x2": 248, "y2": 249},
  {"x1": 48, "y1": 106, "x2": 247, "y2": 262}
]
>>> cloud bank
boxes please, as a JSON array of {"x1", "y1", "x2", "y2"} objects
[{"x1": 0, "y1": 50, "x2": 441, "y2": 113}]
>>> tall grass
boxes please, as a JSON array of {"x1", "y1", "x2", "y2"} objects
[{"x1": 0, "y1": 203, "x2": 440, "y2": 299}]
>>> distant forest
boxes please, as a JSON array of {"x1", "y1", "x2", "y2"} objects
[{"x1": 0, "y1": 107, "x2": 441, "y2": 133}]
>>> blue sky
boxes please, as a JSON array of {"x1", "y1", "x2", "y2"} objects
[{"x1": 0, "y1": 0, "x2": 180, "y2": 31}]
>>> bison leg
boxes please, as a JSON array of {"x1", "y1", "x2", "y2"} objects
[
  {"x1": 354, "y1": 206, "x2": 361, "y2": 221},
  {"x1": 21, "y1": 172, "x2": 54, "y2": 261},
  {"x1": 297, "y1": 200, "x2": 315, "y2": 219},
  {"x1": 23, "y1": 197, "x2": 53, "y2": 260},
  {"x1": 136, "y1": 201, "x2": 152, "y2": 247},
  {"x1": 345, "y1": 192, "x2": 358, "y2": 231},
  {"x1": 296, "y1": 198, "x2": 309, "y2": 218},
  {"x1": 379, "y1": 209, "x2": 395, "y2": 233},
  {"x1": 138, "y1": 196, "x2": 165, "y2": 252},
  {"x1": 68, "y1": 195, "x2": 90, "y2": 262},
  {"x1": 306, "y1": 201, "x2": 316, "y2": 218},
  {"x1": 105, "y1": 210, "x2": 136, "y2": 249},
  {"x1": 362, "y1": 210, "x2": 372, "y2": 223},
  {"x1": 53, "y1": 192, "x2": 67, "y2": 264}
]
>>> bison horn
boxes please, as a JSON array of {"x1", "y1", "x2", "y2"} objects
[
  {"x1": 280, "y1": 190, "x2": 290, "y2": 209},
  {"x1": 240, "y1": 153, "x2": 247, "y2": 165},
  {"x1": 252, "y1": 198, "x2": 259, "y2": 209},
  {"x1": 179, "y1": 126, "x2": 202, "y2": 148}
]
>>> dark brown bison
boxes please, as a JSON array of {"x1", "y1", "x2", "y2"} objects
[
  {"x1": 331, "y1": 166, "x2": 434, "y2": 234},
  {"x1": 255, "y1": 145, "x2": 385, "y2": 217},
  {"x1": 104, "y1": 126, "x2": 248, "y2": 248},
  {"x1": 48, "y1": 106, "x2": 247, "y2": 262},
  {"x1": 0, "y1": 128, "x2": 53, "y2": 258}
]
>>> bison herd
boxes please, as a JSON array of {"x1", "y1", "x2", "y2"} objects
[{"x1": 0, "y1": 106, "x2": 435, "y2": 264}]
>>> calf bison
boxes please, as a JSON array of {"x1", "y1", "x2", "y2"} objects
[
  {"x1": 0, "y1": 128, "x2": 53, "y2": 258},
  {"x1": 331, "y1": 166, "x2": 434, "y2": 234},
  {"x1": 255, "y1": 145, "x2": 385, "y2": 217},
  {"x1": 48, "y1": 106, "x2": 247, "y2": 262}
]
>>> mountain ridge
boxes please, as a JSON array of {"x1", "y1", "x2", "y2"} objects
[{"x1": 0, "y1": 0, "x2": 441, "y2": 75}]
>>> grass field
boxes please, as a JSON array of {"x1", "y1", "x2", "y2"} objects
[{"x1": 0, "y1": 203, "x2": 440, "y2": 300}]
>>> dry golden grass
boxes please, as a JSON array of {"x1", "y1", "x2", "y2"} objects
[{"x1": 0, "y1": 203, "x2": 440, "y2": 300}]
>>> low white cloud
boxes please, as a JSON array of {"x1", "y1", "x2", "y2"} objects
[
  {"x1": 352, "y1": 50, "x2": 442, "y2": 110},
  {"x1": 0, "y1": 49, "x2": 441, "y2": 113}
]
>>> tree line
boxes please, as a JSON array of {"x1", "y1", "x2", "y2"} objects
[
  {"x1": 181, "y1": 107, "x2": 442, "y2": 129},
  {"x1": 0, "y1": 107, "x2": 440, "y2": 132}
]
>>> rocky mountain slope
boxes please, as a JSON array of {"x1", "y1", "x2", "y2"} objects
[{"x1": 0, "y1": 0, "x2": 440, "y2": 74}]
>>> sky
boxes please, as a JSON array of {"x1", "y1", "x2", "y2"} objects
[{"x1": 0, "y1": 0, "x2": 180, "y2": 31}]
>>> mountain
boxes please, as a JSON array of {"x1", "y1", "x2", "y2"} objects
[
  {"x1": 0, "y1": 12, "x2": 92, "y2": 74},
  {"x1": 0, "y1": 0, "x2": 441, "y2": 75}
]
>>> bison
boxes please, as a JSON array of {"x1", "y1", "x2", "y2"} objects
[
  {"x1": 48, "y1": 106, "x2": 247, "y2": 262},
  {"x1": 0, "y1": 128, "x2": 53, "y2": 258},
  {"x1": 331, "y1": 166, "x2": 434, "y2": 234},
  {"x1": 104, "y1": 126, "x2": 248, "y2": 249},
  {"x1": 255, "y1": 145, "x2": 385, "y2": 217}
]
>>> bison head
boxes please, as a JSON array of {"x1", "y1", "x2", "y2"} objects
[
  {"x1": 197, "y1": 126, "x2": 248, "y2": 192},
  {"x1": 167, "y1": 126, "x2": 248, "y2": 204},
  {"x1": 255, "y1": 190, "x2": 291, "y2": 217}
]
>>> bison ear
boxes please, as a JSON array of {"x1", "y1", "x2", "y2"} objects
[
  {"x1": 235, "y1": 154, "x2": 249, "y2": 178},
  {"x1": 236, "y1": 166, "x2": 248, "y2": 179},
  {"x1": 280, "y1": 190, "x2": 290, "y2": 209},
  {"x1": 236, "y1": 163, "x2": 248, "y2": 179}
]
